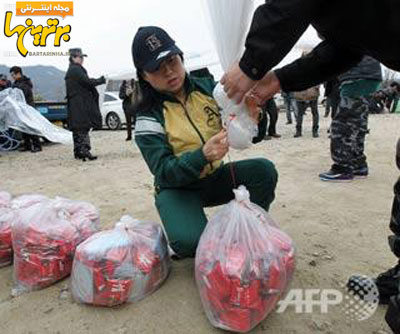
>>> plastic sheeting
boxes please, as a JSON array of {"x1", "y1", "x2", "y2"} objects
[{"x1": 0, "y1": 88, "x2": 72, "y2": 145}]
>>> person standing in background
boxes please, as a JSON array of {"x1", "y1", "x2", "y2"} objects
[
  {"x1": 293, "y1": 84, "x2": 320, "y2": 138},
  {"x1": 119, "y1": 78, "x2": 140, "y2": 141},
  {"x1": 65, "y1": 48, "x2": 106, "y2": 161},
  {"x1": 10, "y1": 66, "x2": 42, "y2": 153}
]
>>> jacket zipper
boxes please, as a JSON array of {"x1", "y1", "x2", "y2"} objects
[{"x1": 180, "y1": 101, "x2": 214, "y2": 171}]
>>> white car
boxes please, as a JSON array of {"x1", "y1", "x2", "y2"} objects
[{"x1": 100, "y1": 92, "x2": 126, "y2": 130}]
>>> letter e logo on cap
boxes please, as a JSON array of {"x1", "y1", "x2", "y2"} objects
[{"x1": 146, "y1": 34, "x2": 162, "y2": 52}]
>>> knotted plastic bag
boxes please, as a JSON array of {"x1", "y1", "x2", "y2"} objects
[
  {"x1": 71, "y1": 215, "x2": 170, "y2": 307},
  {"x1": 195, "y1": 186, "x2": 295, "y2": 333},
  {"x1": 11, "y1": 197, "x2": 99, "y2": 295},
  {"x1": 213, "y1": 84, "x2": 258, "y2": 150}
]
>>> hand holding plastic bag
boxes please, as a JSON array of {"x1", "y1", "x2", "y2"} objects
[
  {"x1": 71, "y1": 215, "x2": 170, "y2": 307},
  {"x1": 195, "y1": 186, "x2": 295, "y2": 333}
]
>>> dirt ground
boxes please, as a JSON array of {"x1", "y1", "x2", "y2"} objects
[{"x1": 0, "y1": 112, "x2": 398, "y2": 334}]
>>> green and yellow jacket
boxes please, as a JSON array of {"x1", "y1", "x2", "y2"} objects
[{"x1": 135, "y1": 75, "x2": 223, "y2": 190}]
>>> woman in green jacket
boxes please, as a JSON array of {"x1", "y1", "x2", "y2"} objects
[{"x1": 132, "y1": 26, "x2": 278, "y2": 258}]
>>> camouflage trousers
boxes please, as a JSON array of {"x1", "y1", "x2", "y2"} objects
[
  {"x1": 389, "y1": 178, "x2": 400, "y2": 259},
  {"x1": 330, "y1": 96, "x2": 369, "y2": 173},
  {"x1": 72, "y1": 130, "x2": 91, "y2": 156}
]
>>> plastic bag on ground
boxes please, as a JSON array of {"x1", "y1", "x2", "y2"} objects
[
  {"x1": 0, "y1": 191, "x2": 13, "y2": 267},
  {"x1": 195, "y1": 186, "x2": 295, "y2": 333},
  {"x1": 11, "y1": 197, "x2": 100, "y2": 295},
  {"x1": 71, "y1": 215, "x2": 170, "y2": 307},
  {"x1": 0, "y1": 193, "x2": 50, "y2": 268}
]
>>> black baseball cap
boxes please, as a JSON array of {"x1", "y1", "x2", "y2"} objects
[{"x1": 132, "y1": 26, "x2": 183, "y2": 73}]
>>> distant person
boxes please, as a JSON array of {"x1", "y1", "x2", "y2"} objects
[
  {"x1": 10, "y1": 66, "x2": 42, "y2": 153},
  {"x1": 281, "y1": 91, "x2": 296, "y2": 124},
  {"x1": 293, "y1": 84, "x2": 320, "y2": 138},
  {"x1": 0, "y1": 74, "x2": 11, "y2": 91},
  {"x1": 262, "y1": 98, "x2": 281, "y2": 140},
  {"x1": 65, "y1": 48, "x2": 106, "y2": 161},
  {"x1": 119, "y1": 79, "x2": 140, "y2": 141},
  {"x1": 319, "y1": 56, "x2": 382, "y2": 182}
]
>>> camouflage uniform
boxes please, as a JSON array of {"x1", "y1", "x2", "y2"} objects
[
  {"x1": 330, "y1": 96, "x2": 369, "y2": 172},
  {"x1": 330, "y1": 56, "x2": 382, "y2": 173}
]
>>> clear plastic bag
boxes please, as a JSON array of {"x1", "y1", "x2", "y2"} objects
[
  {"x1": 71, "y1": 215, "x2": 170, "y2": 307},
  {"x1": 11, "y1": 197, "x2": 100, "y2": 295},
  {"x1": 213, "y1": 83, "x2": 258, "y2": 150},
  {"x1": 0, "y1": 191, "x2": 13, "y2": 267},
  {"x1": 195, "y1": 186, "x2": 295, "y2": 333},
  {"x1": 203, "y1": 0, "x2": 257, "y2": 150},
  {"x1": 0, "y1": 193, "x2": 50, "y2": 268}
]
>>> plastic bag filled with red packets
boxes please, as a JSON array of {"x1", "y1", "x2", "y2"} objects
[
  {"x1": 71, "y1": 215, "x2": 171, "y2": 307},
  {"x1": 0, "y1": 191, "x2": 13, "y2": 267},
  {"x1": 195, "y1": 186, "x2": 296, "y2": 333},
  {"x1": 11, "y1": 197, "x2": 100, "y2": 295},
  {"x1": 0, "y1": 193, "x2": 49, "y2": 268}
]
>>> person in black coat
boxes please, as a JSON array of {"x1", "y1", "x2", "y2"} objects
[
  {"x1": 65, "y1": 48, "x2": 106, "y2": 161},
  {"x1": 221, "y1": 1, "x2": 400, "y2": 329},
  {"x1": 10, "y1": 66, "x2": 42, "y2": 153},
  {"x1": 119, "y1": 79, "x2": 139, "y2": 141}
]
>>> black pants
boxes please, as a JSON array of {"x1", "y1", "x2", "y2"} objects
[
  {"x1": 325, "y1": 96, "x2": 340, "y2": 119},
  {"x1": 295, "y1": 100, "x2": 319, "y2": 133},
  {"x1": 263, "y1": 99, "x2": 279, "y2": 136},
  {"x1": 389, "y1": 178, "x2": 400, "y2": 259},
  {"x1": 124, "y1": 110, "x2": 136, "y2": 140},
  {"x1": 22, "y1": 133, "x2": 41, "y2": 150},
  {"x1": 73, "y1": 130, "x2": 91, "y2": 156}
]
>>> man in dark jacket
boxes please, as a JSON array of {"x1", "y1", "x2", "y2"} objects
[
  {"x1": 119, "y1": 79, "x2": 139, "y2": 141},
  {"x1": 10, "y1": 66, "x2": 42, "y2": 153},
  {"x1": 319, "y1": 56, "x2": 382, "y2": 182},
  {"x1": 220, "y1": 1, "x2": 400, "y2": 330},
  {"x1": 65, "y1": 48, "x2": 106, "y2": 161}
]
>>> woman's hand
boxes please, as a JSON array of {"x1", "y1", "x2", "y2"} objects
[{"x1": 203, "y1": 130, "x2": 229, "y2": 162}]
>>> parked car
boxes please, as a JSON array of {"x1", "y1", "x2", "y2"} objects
[
  {"x1": 100, "y1": 92, "x2": 126, "y2": 130},
  {"x1": 35, "y1": 101, "x2": 68, "y2": 127}
]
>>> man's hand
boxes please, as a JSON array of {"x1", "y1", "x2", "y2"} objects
[
  {"x1": 202, "y1": 130, "x2": 229, "y2": 162},
  {"x1": 244, "y1": 95, "x2": 261, "y2": 123},
  {"x1": 248, "y1": 71, "x2": 282, "y2": 106},
  {"x1": 221, "y1": 63, "x2": 255, "y2": 104}
]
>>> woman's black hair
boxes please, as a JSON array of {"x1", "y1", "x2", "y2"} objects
[{"x1": 136, "y1": 54, "x2": 184, "y2": 112}]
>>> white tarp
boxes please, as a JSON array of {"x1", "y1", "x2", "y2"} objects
[{"x1": 0, "y1": 88, "x2": 72, "y2": 145}]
